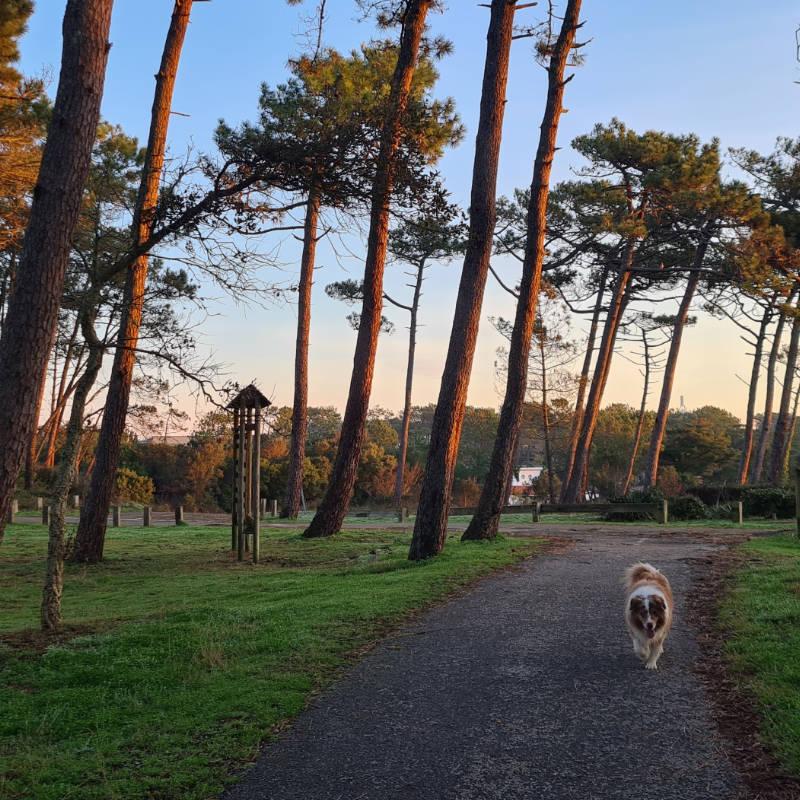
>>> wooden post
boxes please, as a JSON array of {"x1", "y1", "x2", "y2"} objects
[
  {"x1": 237, "y1": 400, "x2": 247, "y2": 561},
  {"x1": 271, "y1": 499, "x2": 278, "y2": 517},
  {"x1": 252, "y1": 408, "x2": 261, "y2": 564},
  {"x1": 730, "y1": 500, "x2": 743, "y2": 525},
  {"x1": 531, "y1": 501, "x2": 542, "y2": 523},
  {"x1": 174, "y1": 505, "x2": 184, "y2": 525},
  {"x1": 397, "y1": 507, "x2": 408, "y2": 522},
  {"x1": 260, "y1": 497, "x2": 267, "y2": 516},
  {"x1": 656, "y1": 499, "x2": 668, "y2": 525},
  {"x1": 5, "y1": 499, "x2": 17, "y2": 524},
  {"x1": 231, "y1": 406, "x2": 239, "y2": 550},
  {"x1": 36, "y1": 496, "x2": 43, "y2": 510},
  {"x1": 41, "y1": 504, "x2": 50, "y2": 525},
  {"x1": 143, "y1": 506, "x2": 151, "y2": 527},
  {"x1": 112, "y1": 505, "x2": 121, "y2": 527},
  {"x1": 72, "y1": 494, "x2": 80, "y2": 509}
]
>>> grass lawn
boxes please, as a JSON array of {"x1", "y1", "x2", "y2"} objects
[
  {"x1": 0, "y1": 524, "x2": 539, "y2": 800},
  {"x1": 720, "y1": 535, "x2": 800, "y2": 776}
]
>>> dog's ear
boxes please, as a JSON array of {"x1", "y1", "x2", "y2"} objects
[{"x1": 650, "y1": 595, "x2": 666, "y2": 610}]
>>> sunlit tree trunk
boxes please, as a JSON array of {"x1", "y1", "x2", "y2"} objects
[
  {"x1": 0, "y1": 0, "x2": 114, "y2": 539},
  {"x1": 72, "y1": 0, "x2": 192, "y2": 562},
  {"x1": 282, "y1": 184, "x2": 321, "y2": 518},
  {"x1": 751, "y1": 299, "x2": 791, "y2": 483},
  {"x1": 643, "y1": 257, "x2": 705, "y2": 488},
  {"x1": 303, "y1": 0, "x2": 432, "y2": 539},
  {"x1": 739, "y1": 301, "x2": 774, "y2": 484},
  {"x1": 462, "y1": 0, "x2": 582, "y2": 542},
  {"x1": 622, "y1": 329, "x2": 651, "y2": 496},
  {"x1": 393, "y1": 260, "x2": 424, "y2": 509},
  {"x1": 561, "y1": 247, "x2": 635, "y2": 503},
  {"x1": 768, "y1": 298, "x2": 800, "y2": 485},
  {"x1": 561, "y1": 265, "x2": 608, "y2": 496}
]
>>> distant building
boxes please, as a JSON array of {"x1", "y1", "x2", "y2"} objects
[{"x1": 509, "y1": 465, "x2": 544, "y2": 504}]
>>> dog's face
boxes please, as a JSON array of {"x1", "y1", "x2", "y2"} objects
[{"x1": 629, "y1": 594, "x2": 668, "y2": 640}]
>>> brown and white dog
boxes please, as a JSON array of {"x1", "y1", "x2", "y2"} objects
[{"x1": 624, "y1": 562, "x2": 673, "y2": 670}]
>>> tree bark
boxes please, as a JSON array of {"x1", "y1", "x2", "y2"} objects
[
  {"x1": 622, "y1": 329, "x2": 651, "y2": 496},
  {"x1": 302, "y1": 0, "x2": 431, "y2": 539},
  {"x1": 0, "y1": 0, "x2": 113, "y2": 539},
  {"x1": 538, "y1": 330, "x2": 556, "y2": 503},
  {"x1": 561, "y1": 265, "x2": 608, "y2": 497},
  {"x1": 24, "y1": 359, "x2": 49, "y2": 489},
  {"x1": 738, "y1": 300, "x2": 774, "y2": 484},
  {"x1": 461, "y1": 0, "x2": 582, "y2": 542},
  {"x1": 642, "y1": 261, "x2": 704, "y2": 488},
  {"x1": 393, "y1": 259, "x2": 425, "y2": 508},
  {"x1": 561, "y1": 247, "x2": 635, "y2": 503},
  {"x1": 41, "y1": 311, "x2": 103, "y2": 631},
  {"x1": 72, "y1": 1, "x2": 192, "y2": 562},
  {"x1": 281, "y1": 185, "x2": 321, "y2": 518},
  {"x1": 768, "y1": 296, "x2": 800, "y2": 485},
  {"x1": 751, "y1": 300, "x2": 791, "y2": 483}
]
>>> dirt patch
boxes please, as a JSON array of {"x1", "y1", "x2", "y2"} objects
[
  {"x1": 0, "y1": 622, "x2": 109, "y2": 656},
  {"x1": 686, "y1": 547, "x2": 800, "y2": 800}
]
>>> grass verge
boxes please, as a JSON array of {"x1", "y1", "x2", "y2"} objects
[
  {"x1": 720, "y1": 535, "x2": 800, "y2": 777},
  {"x1": 0, "y1": 524, "x2": 539, "y2": 799}
]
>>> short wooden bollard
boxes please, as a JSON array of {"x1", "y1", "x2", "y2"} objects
[
  {"x1": 41, "y1": 504, "x2": 50, "y2": 525},
  {"x1": 36, "y1": 496, "x2": 43, "y2": 510},
  {"x1": 397, "y1": 507, "x2": 408, "y2": 522},
  {"x1": 656, "y1": 500, "x2": 669, "y2": 525},
  {"x1": 174, "y1": 505, "x2": 184, "y2": 525},
  {"x1": 143, "y1": 506, "x2": 152, "y2": 527},
  {"x1": 260, "y1": 497, "x2": 267, "y2": 517},
  {"x1": 271, "y1": 499, "x2": 278, "y2": 517},
  {"x1": 72, "y1": 495, "x2": 80, "y2": 509},
  {"x1": 112, "y1": 505, "x2": 121, "y2": 527},
  {"x1": 5, "y1": 499, "x2": 18, "y2": 524},
  {"x1": 531, "y1": 501, "x2": 542, "y2": 523},
  {"x1": 730, "y1": 501, "x2": 743, "y2": 525}
]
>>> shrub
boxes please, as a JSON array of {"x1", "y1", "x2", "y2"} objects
[
  {"x1": 668, "y1": 495, "x2": 708, "y2": 520},
  {"x1": 603, "y1": 488, "x2": 664, "y2": 521},
  {"x1": 741, "y1": 487, "x2": 794, "y2": 519},
  {"x1": 114, "y1": 467, "x2": 154, "y2": 505}
]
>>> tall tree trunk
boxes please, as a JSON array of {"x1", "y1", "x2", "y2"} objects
[
  {"x1": 302, "y1": 0, "x2": 432, "y2": 539},
  {"x1": 0, "y1": 0, "x2": 113, "y2": 539},
  {"x1": 768, "y1": 298, "x2": 800, "y2": 485},
  {"x1": 408, "y1": 0, "x2": 516, "y2": 558},
  {"x1": 781, "y1": 383, "x2": 800, "y2": 481},
  {"x1": 72, "y1": 1, "x2": 192, "y2": 563},
  {"x1": 751, "y1": 301, "x2": 791, "y2": 483},
  {"x1": 561, "y1": 249, "x2": 635, "y2": 503},
  {"x1": 41, "y1": 312, "x2": 103, "y2": 631},
  {"x1": 536, "y1": 330, "x2": 556, "y2": 503},
  {"x1": 393, "y1": 260, "x2": 424, "y2": 509},
  {"x1": 738, "y1": 300, "x2": 774, "y2": 484},
  {"x1": 622, "y1": 329, "x2": 651, "y2": 496},
  {"x1": 281, "y1": 185, "x2": 321, "y2": 518},
  {"x1": 461, "y1": 0, "x2": 582, "y2": 542},
  {"x1": 561, "y1": 264, "x2": 608, "y2": 495},
  {"x1": 643, "y1": 259, "x2": 705, "y2": 488}
]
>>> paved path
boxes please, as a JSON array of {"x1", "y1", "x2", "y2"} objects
[{"x1": 223, "y1": 531, "x2": 740, "y2": 800}]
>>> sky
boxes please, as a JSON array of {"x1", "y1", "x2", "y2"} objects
[{"x1": 17, "y1": 0, "x2": 800, "y2": 423}]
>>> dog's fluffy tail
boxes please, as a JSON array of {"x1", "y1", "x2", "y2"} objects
[{"x1": 624, "y1": 561, "x2": 660, "y2": 590}]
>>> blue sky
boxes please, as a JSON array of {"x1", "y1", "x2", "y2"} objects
[{"x1": 18, "y1": 1, "x2": 800, "y2": 420}]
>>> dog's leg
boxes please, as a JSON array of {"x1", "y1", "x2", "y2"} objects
[
  {"x1": 632, "y1": 637, "x2": 648, "y2": 660},
  {"x1": 645, "y1": 643, "x2": 663, "y2": 670}
]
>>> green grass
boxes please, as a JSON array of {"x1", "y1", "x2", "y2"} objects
[
  {"x1": 0, "y1": 524, "x2": 538, "y2": 800},
  {"x1": 720, "y1": 535, "x2": 800, "y2": 775}
]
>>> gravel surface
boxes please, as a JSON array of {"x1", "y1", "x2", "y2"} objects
[{"x1": 223, "y1": 532, "x2": 741, "y2": 800}]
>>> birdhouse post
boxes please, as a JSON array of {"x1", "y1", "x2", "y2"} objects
[{"x1": 228, "y1": 385, "x2": 271, "y2": 563}]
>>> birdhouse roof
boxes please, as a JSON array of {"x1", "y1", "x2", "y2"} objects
[{"x1": 226, "y1": 384, "x2": 271, "y2": 409}]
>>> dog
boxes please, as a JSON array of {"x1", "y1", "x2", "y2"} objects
[{"x1": 624, "y1": 562, "x2": 673, "y2": 670}]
